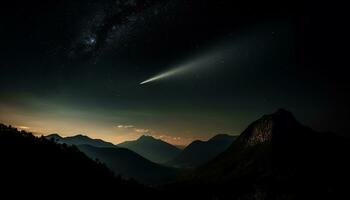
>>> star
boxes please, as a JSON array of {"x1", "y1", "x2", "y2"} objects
[{"x1": 85, "y1": 36, "x2": 96, "y2": 46}]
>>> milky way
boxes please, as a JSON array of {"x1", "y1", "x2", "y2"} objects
[{"x1": 69, "y1": 0, "x2": 175, "y2": 60}]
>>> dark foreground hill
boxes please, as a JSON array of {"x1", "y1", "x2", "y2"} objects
[
  {"x1": 165, "y1": 109, "x2": 350, "y2": 199},
  {"x1": 168, "y1": 134, "x2": 236, "y2": 168},
  {"x1": 0, "y1": 124, "x2": 156, "y2": 198}
]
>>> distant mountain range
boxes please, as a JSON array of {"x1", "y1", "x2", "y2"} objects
[
  {"x1": 45, "y1": 132, "x2": 237, "y2": 183},
  {"x1": 118, "y1": 135, "x2": 181, "y2": 164},
  {"x1": 45, "y1": 134, "x2": 177, "y2": 185},
  {"x1": 167, "y1": 134, "x2": 236, "y2": 168},
  {"x1": 46, "y1": 133, "x2": 115, "y2": 148},
  {"x1": 2, "y1": 109, "x2": 350, "y2": 199}
]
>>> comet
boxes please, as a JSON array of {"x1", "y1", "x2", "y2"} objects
[
  {"x1": 140, "y1": 52, "x2": 223, "y2": 85},
  {"x1": 140, "y1": 65, "x2": 189, "y2": 85}
]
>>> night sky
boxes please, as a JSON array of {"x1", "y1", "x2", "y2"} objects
[{"x1": 0, "y1": 0, "x2": 349, "y2": 145}]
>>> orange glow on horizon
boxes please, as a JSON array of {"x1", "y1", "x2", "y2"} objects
[{"x1": 3, "y1": 122, "x2": 201, "y2": 146}]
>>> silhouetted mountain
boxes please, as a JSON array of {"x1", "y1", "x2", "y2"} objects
[
  {"x1": 166, "y1": 109, "x2": 350, "y2": 199},
  {"x1": 78, "y1": 144, "x2": 178, "y2": 185},
  {"x1": 45, "y1": 133, "x2": 178, "y2": 185},
  {"x1": 3, "y1": 109, "x2": 349, "y2": 199},
  {"x1": 45, "y1": 133, "x2": 62, "y2": 140},
  {"x1": 0, "y1": 124, "x2": 156, "y2": 198},
  {"x1": 46, "y1": 133, "x2": 115, "y2": 148},
  {"x1": 118, "y1": 135, "x2": 181, "y2": 163},
  {"x1": 168, "y1": 134, "x2": 236, "y2": 168}
]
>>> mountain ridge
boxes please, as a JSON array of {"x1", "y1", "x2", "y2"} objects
[
  {"x1": 46, "y1": 133, "x2": 116, "y2": 148},
  {"x1": 118, "y1": 135, "x2": 181, "y2": 164},
  {"x1": 175, "y1": 109, "x2": 350, "y2": 199},
  {"x1": 45, "y1": 133, "x2": 178, "y2": 185}
]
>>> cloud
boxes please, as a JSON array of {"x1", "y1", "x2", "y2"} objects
[
  {"x1": 17, "y1": 126, "x2": 30, "y2": 130},
  {"x1": 116, "y1": 125, "x2": 134, "y2": 129},
  {"x1": 135, "y1": 128, "x2": 149, "y2": 133},
  {"x1": 173, "y1": 137, "x2": 181, "y2": 140},
  {"x1": 115, "y1": 124, "x2": 149, "y2": 133},
  {"x1": 114, "y1": 124, "x2": 150, "y2": 136}
]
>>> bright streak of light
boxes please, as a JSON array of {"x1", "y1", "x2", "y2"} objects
[
  {"x1": 140, "y1": 65, "x2": 189, "y2": 84},
  {"x1": 140, "y1": 52, "x2": 222, "y2": 85}
]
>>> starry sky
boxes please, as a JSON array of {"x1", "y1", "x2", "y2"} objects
[{"x1": 0, "y1": 0, "x2": 349, "y2": 145}]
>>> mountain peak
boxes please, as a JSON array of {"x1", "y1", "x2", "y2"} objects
[
  {"x1": 69, "y1": 134, "x2": 89, "y2": 139},
  {"x1": 270, "y1": 108, "x2": 296, "y2": 122},
  {"x1": 139, "y1": 135, "x2": 156, "y2": 140},
  {"x1": 118, "y1": 135, "x2": 180, "y2": 163},
  {"x1": 238, "y1": 109, "x2": 300, "y2": 147},
  {"x1": 46, "y1": 133, "x2": 62, "y2": 141}
]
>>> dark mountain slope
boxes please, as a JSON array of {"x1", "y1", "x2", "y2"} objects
[
  {"x1": 118, "y1": 135, "x2": 181, "y2": 163},
  {"x1": 166, "y1": 109, "x2": 350, "y2": 199},
  {"x1": 78, "y1": 144, "x2": 178, "y2": 185},
  {"x1": 168, "y1": 134, "x2": 236, "y2": 168}
]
